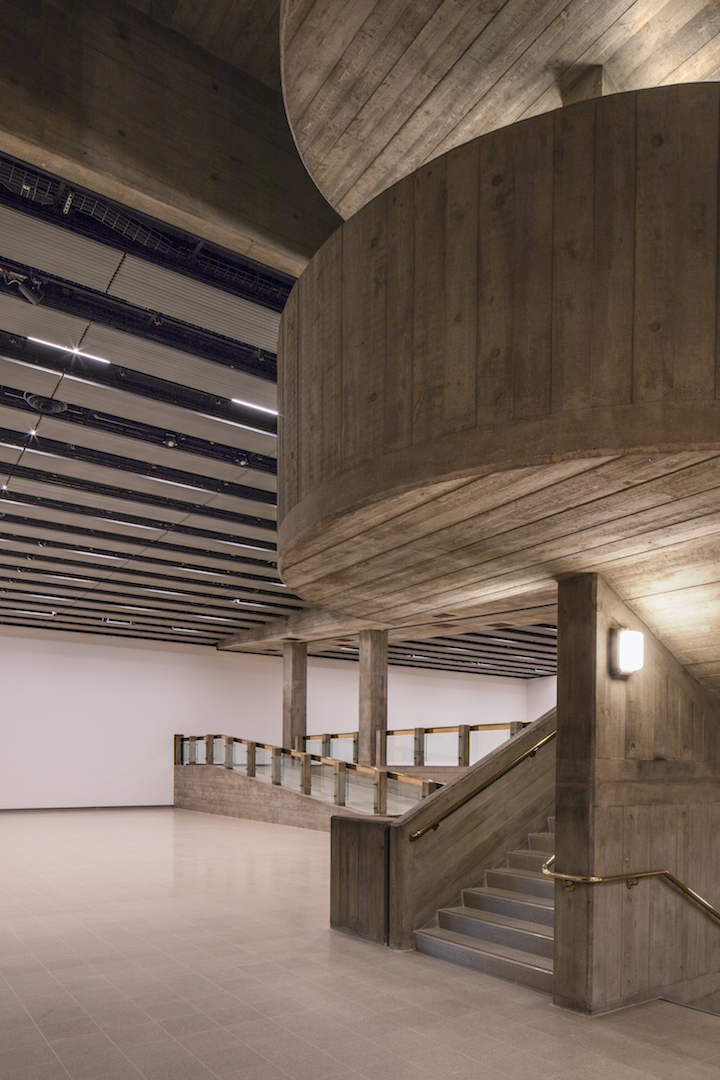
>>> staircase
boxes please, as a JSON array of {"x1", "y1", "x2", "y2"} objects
[{"x1": 414, "y1": 817, "x2": 555, "y2": 993}]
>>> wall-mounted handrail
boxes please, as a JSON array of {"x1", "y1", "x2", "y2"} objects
[
  {"x1": 409, "y1": 730, "x2": 556, "y2": 841},
  {"x1": 542, "y1": 854, "x2": 720, "y2": 922}
]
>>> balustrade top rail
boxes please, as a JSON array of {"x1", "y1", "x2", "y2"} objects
[{"x1": 306, "y1": 722, "x2": 528, "y2": 740}]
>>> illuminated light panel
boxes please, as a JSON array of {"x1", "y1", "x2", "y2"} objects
[
  {"x1": 28, "y1": 337, "x2": 111, "y2": 363},
  {"x1": 231, "y1": 398, "x2": 278, "y2": 416}
]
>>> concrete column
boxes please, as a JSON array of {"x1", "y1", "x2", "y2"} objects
[
  {"x1": 554, "y1": 573, "x2": 720, "y2": 1014},
  {"x1": 282, "y1": 642, "x2": 307, "y2": 751},
  {"x1": 358, "y1": 630, "x2": 388, "y2": 766}
]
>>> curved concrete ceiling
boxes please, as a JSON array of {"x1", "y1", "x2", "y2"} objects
[{"x1": 281, "y1": 0, "x2": 720, "y2": 217}]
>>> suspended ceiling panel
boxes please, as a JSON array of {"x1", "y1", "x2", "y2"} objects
[
  {"x1": 79, "y1": 324, "x2": 278, "y2": 412},
  {"x1": 0, "y1": 292, "x2": 88, "y2": 347},
  {"x1": 0, "y1": 204, "x2": 123, "y2": 289},
  {"x1": 108, "y1": 255, "x2": 282, "y2": 353}
]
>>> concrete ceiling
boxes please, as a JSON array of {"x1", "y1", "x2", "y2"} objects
[
  {"x1": 123, "y1": 0, "x2": 282, "y2": 92},
  {"x1": 281, "y1": 0, "x2": 720, "y2": 217}
]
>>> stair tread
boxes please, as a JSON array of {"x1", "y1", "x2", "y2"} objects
[
  {"x1": 465, "y1": 884, "x2": 554, "y2": 910},
  {"x1": 507, "y1": 848, "x2": 553, "y2": 859},
  {"x1": 416, "y1": 927, "x2": 554, "y2": 972},
  {"x1": 441, "y1": 905, "x2": 554, "y2": 939},
  {"x1": 490, "y1": 866, "x2": 547, "y2": 879}
]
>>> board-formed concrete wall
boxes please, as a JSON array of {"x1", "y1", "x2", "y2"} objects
[
  {"x1": 555, "y1": 574, "x2": 720, "y2": 1013},
  {"x1": 278, "y1": 84, "x2": 720, "y2": 621}
]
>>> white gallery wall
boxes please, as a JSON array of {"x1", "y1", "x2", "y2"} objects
[{"x1": 0, "y1": 626, "x2": 556, "y2": 810}]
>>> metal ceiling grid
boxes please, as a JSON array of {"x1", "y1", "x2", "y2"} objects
[
  {"x1": 54, "y1": 375, "x2": 278, "y2": 457},
  {"x1": 0, "y1": 155, "x2": 553, "y2": 676},
  {"x1": 78, "y1": 324, "x2": 278, "y2": 411}
]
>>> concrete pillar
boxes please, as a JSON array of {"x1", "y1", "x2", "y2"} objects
[
  {"x1": 358, "y1": 630, "x2": 388, "y2": 766},
  {"x1": 282, "y1": 641, "x2": 307, "y2": 751},
  {"x1": 554, "y1": 573, "x2": 720, "y2": 1014}
]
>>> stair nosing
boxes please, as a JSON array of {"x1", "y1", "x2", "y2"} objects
[
  {"x1": 463, "y1": 884, "x2": 554, "y2": 909},
  {"x1": 415, "y1": 927, "x2": 554, "y2": 973},
  {"x1": 440, "y1": 906, "x2": 554, "y2": 939}
]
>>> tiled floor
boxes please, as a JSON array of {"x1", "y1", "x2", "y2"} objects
[{"x1": 1, "y1": 809, "x2": 720, "y2": 1080}]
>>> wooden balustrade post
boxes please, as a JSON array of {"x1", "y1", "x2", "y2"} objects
[
  {"x1": 246, "y1": 741, "x2": 256, "y2": 777},
  {"x1": 272, "y1": 746, "x2": 282, "y2": 785},
  {"x1": 321, "y1": 733, "x2": 331, "y2": 758},
  {"x1": 224, "y1": 736, "x2": 234, "y2": 769},
  {"x1": 333, "y1": 760, "x2": 346, "y2": 805},
  {"x1": 374, "y1": 769, "x2": 387, "y2": 815},
  {"x1": 353, "y1": 732, "x2": 359, "y2": 763},
  {"x1": 422, "y1": 779, "x2": 438, "y2": 798},
  {"x1": 510, "y1": 721, "x2": 524, "y2": 736},
  {"x1": 375, "y1": 728, "x2": 386, "y2": 766},
  {"x1": 458, "y1": 725, "x2": 470, "y2": 766},
  {"x1": 414, "y1": 727, "x2": 425, "y2": 766},
  {"x1": 188, "y1": 736, "x2": 197, "y2": 764},
  {"x1": 205, "y1": 733, "x2": 214, "y2": 765},
  {"x1": 300, "y1": 752, "x2": 312, "y2": 795},
  {"x1": 174, "y1": 734, "x2": 183, "y2": 765}
]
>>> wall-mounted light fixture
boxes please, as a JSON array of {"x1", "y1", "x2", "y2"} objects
[{"x1": 609, "y1": 628, "x2": 644, "y2": 678}]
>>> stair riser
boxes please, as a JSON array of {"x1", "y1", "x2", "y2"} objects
[
  {"x1": 528, "y1": 833, "x2": 555, "y2": 852},
  {"x1": 415, "y1": 932, "x2": 553, "y2": 994},
  {"x1": 485, "y1": 869, "x2": 554, "y2": 899},
  {"x1": 507, "y1": 851, "x2": 549, "y2": 871},
  {"x1": 439, "y1": 911, "x2": 554, "y2": 958},
  {"x1": 462, "y1": 890, "x2": 554, "y2": 927}
]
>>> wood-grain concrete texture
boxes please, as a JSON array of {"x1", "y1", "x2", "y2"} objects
[
  {"x1": 555, "y1": 574, "x2": 720, "y2": 1013},
  {"x1": 0, "y1": 0, "x2": 340, "y2": 276},
  {"x1": 174, "y1": 762, "x2": 364, "y2": 831},
  {"x1": 278, "y1": 84, "x2": 720, "y2": 698},
  {"x1": 281, "y1": 0, "x2": 720, "y2": 217}
]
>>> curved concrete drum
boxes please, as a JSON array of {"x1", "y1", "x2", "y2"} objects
[{"x1": 278, "y1": 84, "x2": 720, "y2": 629}]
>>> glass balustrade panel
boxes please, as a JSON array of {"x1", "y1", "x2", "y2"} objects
[
  {"x1": 255, "y1": 746, "x2": 273, "y2": 778},
  {"x1": 387, "y1": 776, "x2": 424, "y2": 816},
  {"x1": 281, "y1": 751, "x2": 303, "y2": 791},
  {"x1": 386, "y1": 733, "x2": 413, "y2": 767},
  {"x1": 424, "y1": 731, "x2": 458, "y2": 765},
  {"x1": 212, "y1": 738, "x2": 224, "y2": 765},
  {"x1": 310, "y1": 761, "x2": 335, "y2": 800},
  {"x1": 233, "y1": 742, "x2": 248, "y2": 772},
  {"x1": 469, "y1": 728, "x2": 510, "y2": 765},
  {"x1": 330, "y1": 737, "x2": 355, "y2": 763},
  {"x1": 345, "y1": 769, "x2": 375, "y2": 813},
  {"x1": 305, "y1": 737, "x2": 323, "y2": 757},
  {"x1": 181, "y1": 739, "x2": 190, "y2": 765}
]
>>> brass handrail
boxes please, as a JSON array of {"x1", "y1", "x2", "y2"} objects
[
  {"x1": 542, "y1": 855, "x2": 720, "y2": 923},
  {"x1": 409, "y1": 729, "x2": 556, "y2": 841}
]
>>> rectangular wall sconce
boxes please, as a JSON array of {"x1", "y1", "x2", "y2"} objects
[{"x1": 609, "y1": 628, "x2": 644, "y2": 678}]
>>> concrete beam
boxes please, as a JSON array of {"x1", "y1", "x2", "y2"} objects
[
  {"x1": 0, "y1": 0, "x2": 340, "y2": 277},
  {"x1": 218, "y1": 606, "x2": 384, "y2": 650}
]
